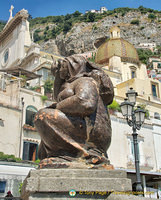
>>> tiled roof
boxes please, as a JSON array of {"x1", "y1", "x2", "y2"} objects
[{"x1": 95, "y1": 38, "x2": 139, "y2": 65}]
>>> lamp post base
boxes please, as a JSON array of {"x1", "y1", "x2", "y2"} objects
[{"x1": 136, "y1": 182, "x2": 143, "y2": 193}]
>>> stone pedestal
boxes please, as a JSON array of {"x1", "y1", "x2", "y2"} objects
[{"x1": 21, "y1": 169, "x2": 132, "y2": 200}]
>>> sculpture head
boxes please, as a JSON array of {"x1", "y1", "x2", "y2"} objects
[{"x1": 51, "y1": 55, "x2": 114, "y2": 105}]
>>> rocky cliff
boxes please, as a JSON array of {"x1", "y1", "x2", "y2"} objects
[{"x1": 31, "y1": 11, "x2": 161, "y2": 56}]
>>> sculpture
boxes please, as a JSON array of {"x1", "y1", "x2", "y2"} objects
[{"x1": 34, "y1": 55, "x2": 114, "y2": 168}]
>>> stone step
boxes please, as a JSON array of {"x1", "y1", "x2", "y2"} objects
[{"x1": 30, "y1": 169, "x2": 127, "y2": 179}]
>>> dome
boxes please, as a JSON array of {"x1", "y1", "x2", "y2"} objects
[{"x1": 95, "y1": 27, "x2": 139, "y2": 65}]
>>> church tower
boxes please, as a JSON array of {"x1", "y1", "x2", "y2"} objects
[
  {"x1": 0, "y1": 6, "x2": 31, "y2": 69},
  {"x1": 110, "y1": 26, "x2": 121, "y2": 39}
]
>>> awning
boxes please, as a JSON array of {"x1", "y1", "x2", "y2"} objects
[
  {"x1": 126, "y1": 169, "x2": 161, "y2": 176},
  {"x1": 0, "y1": 67, "x2": 41, "y2": 81}
]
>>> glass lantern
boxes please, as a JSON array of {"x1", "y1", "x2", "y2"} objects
[
  {"x1": 126, "y1": 88, "x2": 138, "y2": 104},
  {"x1": 120, "y1": 99, "x2": 133, "y2": 117}
]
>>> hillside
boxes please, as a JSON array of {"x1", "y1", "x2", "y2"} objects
[
  {"x1": 1, "y1": 6, "x2": 161, "y2": 57},
  {"x1": 28, "y1": 7, "x2": 161, "y2": 56}
]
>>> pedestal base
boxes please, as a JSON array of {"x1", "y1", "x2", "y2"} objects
[{"x1": 21, "y1": 169, "x2": 133, "y2": 200}]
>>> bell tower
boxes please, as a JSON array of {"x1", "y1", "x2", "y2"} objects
[{"x1": 110, "y1": 26, "x2": 121, "y2": 39}]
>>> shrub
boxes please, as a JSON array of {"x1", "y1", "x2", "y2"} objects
[
  {"x1": 87, "y1": 12, "x2": 96, "y2": 22},
  {"x1": 137, "y1": 49, "x2": 154, "y2": 64},
  {"x1": 140, "y1": 26, "x2": 145, "y2": 30},
  {"x1": 0, "y1": 152, "x2": 21, "y2": 161},
  {"x1": 92, "y1": 24, "x2": 98, "y2": 30},
  {"x1": 19, "y1": 183, "x2": 23, "y2": 193},
  {"x1": 130, "y1": 19, "x2": 140, "y2": 25},
  {"x1": 43, "y1": 79, "x2": 54, "y2": 93},
  {"x1": 108, "y1": 99, "x2": 121, "y2": 112},
  {"x1": 41, "y1": 95, "x2": 48, "y2": 102},
  {"x1": 34, "y1": 159, "x2": 40, "y2": 164},
  {"x1": 137, "y1": 104, "x2": 150, "y2": 119}
]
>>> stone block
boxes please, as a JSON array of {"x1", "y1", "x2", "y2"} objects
[{"x1": 21, "y1": 169, "x2": 133, "y2": 200}]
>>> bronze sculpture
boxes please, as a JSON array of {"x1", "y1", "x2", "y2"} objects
[{"x1": 34, "y1": 55, "x2": 114, "y2": 168}]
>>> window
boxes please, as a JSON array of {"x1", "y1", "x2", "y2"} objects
[
  {"x1": 127, "y1": 137, "x2": 144, "y2": 164},
  {"x1": 0, "y1": 118, "x2": 4, "y2": 127},
  {"x1": 0, "y1": 181, "x2": 6, "y2": 193},
  {"x1": 4, "y1": 50, "x2": 9, "y2": 63},
  {"x1": 37, "y1": 68, "x2": 53, "y2": 81},
  {"x1": 157, "y1": 63, "x2": 161, "y2": 69},
  {"x1": 2, "y1": 49, "x2": 9, "y2": 66},
  {"x1": 129, "y1": 66, "x2": 137, "y2": 79},
  {"x1": 131, "y1": 71, "x2": 136, "y2": 78},
  {"x1": 23, "y1": 142, "x2": 38, "y2": 161},
  {"x1": 130, "y1": 140, "x2": 140, "y2": 161},
  {"x1": 26, "y1": 106, "x2": 37, "y2": 127},
  {"x1": 152, "y1": 84, "x2": 157, "y2": 97}
]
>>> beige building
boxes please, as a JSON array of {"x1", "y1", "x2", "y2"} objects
[
  {"x1": 0, "y1": 7, "x2": 63, "y2": 163},
  {"x1": 0, "y1": 8, "x2": 161, "y2": 198},
  {"x1": 95, "y1": 26, "x2": 161, "y2": 196}
]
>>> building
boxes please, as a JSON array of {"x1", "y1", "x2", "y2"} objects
[
  {"x1": 85, "y1": 6, "x2": 107, "y2": 14},
  {"x1": 137, "y1": 43, "x2": 156, "y2": 52},
  {"x1": 0, "y1": 7, "x2": 63, "y2": 196},
  {"x1": 0, "y1": 161, "x2": 35, "y2": 197},
  {"x1": 95, "y1": 26, "x2": 161, "y2": 197},
  {"x1": 0, "y1": 7, "x2": 161, "y2": 198}
]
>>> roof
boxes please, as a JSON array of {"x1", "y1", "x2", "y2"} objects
[
  {"x1": 127, "y1": 169, "x2": 161, "y2": 177},
  {"x1": 0, "y1": 9, "x2": 28, "y2": 43},
  {"x1": 0, "y1": 67, "x2": 41, "y2": 81},
  {"x1": 95, "y1": 38, "x2": 139, "y2": 65}
]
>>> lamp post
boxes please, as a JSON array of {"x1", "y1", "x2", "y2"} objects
[{"x1": 120, "y1": 88, "x2": 145, "y2": 192}]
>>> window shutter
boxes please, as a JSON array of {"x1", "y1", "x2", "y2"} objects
[{"x1": 23, "y1": 142, "x2": 30, "y2": 160}]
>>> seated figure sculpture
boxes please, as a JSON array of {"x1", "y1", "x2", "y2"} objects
[{"x1": 34, "y1": 55, "x2": 114, "y2": 168}]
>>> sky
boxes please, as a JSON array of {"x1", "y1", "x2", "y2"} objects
[{"x1": 0, "y1": 0, "x2": 161, "y2": 21}]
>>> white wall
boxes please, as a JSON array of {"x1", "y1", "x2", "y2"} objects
[
  {"x1": 108, "y1": 114, "x2": 156, "y2": 171},
  {"x1": 0, "y1": 106, "x2": 21, "y2": 157},
  {"x1": 0, "y1": 20, "x2": 31, "y2": 69}
]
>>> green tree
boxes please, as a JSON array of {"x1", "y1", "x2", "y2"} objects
[
  {"x1": 45, "y1": 26, "x2": 49, "y2": 31},
  {"x1": 43, "y1": 79, "x2": 54, "y2": 94},
  {"x1": 33, "y1": 32, "x2": 41, "y2": 42},
  {"x1": 137, "y1": 49, "x2": 153, "y2": 64},
  {"x1": 148, "y1": 13, "x2": 156, "y2": 20},
  {"x1": 65, "y1": 14, "x2": 71, "y2": 20},
  {"x1": 63, "y1": 21, "x2": 72, "y2": 33},
  {"x1": 87, "y1": 12, "x2": 96, "y2": 22},
  {"x1": 73, "y1": 11, "x2": 82, "y2": 18}
]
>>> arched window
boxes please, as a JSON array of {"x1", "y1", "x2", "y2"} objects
[
  {"x1": 129, "y1": 66, "x2": 137, "y2": 79},
  {"x1": 25, "y1": 106, "x2": 37, "y2": 127}
]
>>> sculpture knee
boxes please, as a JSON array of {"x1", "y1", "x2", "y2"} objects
[{"x1": 34, "y1": 108, "x2": 64, "y2": 124}]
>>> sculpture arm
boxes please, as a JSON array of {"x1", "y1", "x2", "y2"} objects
[{"x1": 56, "y1": 79, "x2": 99, "y2": 116}]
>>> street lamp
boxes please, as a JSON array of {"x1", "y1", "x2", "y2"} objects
[{"x1": 120, "y1": 88, "x2": 146, "y2": 192}]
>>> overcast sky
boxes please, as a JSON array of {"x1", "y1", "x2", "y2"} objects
[{"x1": 0, "y1": 0, "x2": 160, "y2": 21}]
